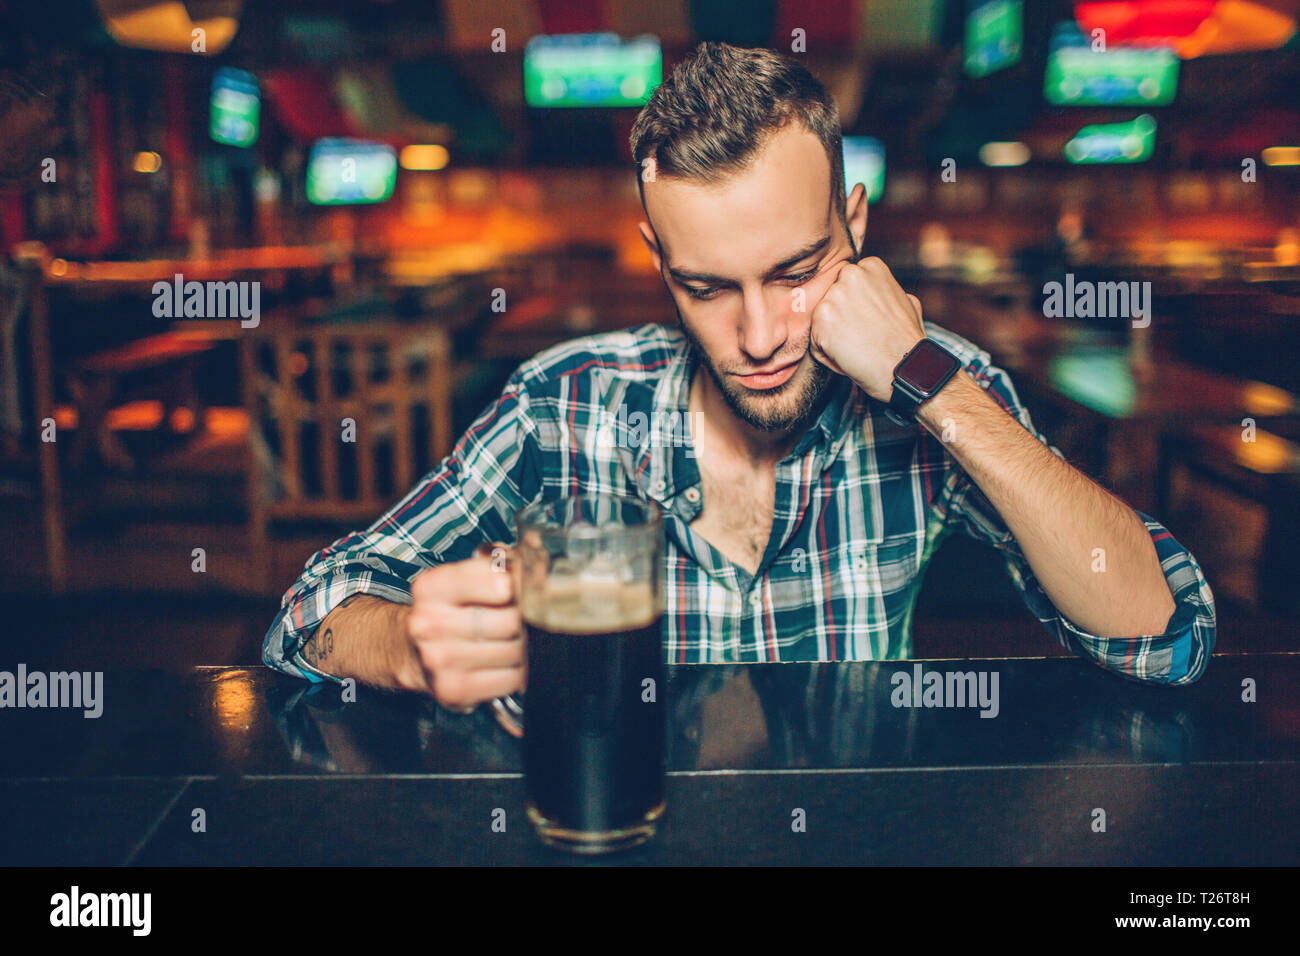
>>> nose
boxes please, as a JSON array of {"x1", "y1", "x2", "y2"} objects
[{"x1": 737, "y1": 286, "x2": 790, "y2": 364}]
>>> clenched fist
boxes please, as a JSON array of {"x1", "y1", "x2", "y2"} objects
[
  {"x1": 809, "y1": 256, "x2": 926, "y2": 402},
  {"x1": 400, "y1": 544, "x2": 527, "y2": 712}
]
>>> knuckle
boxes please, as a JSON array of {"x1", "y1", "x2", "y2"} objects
[
  {"x1": 406, "y1": 609, "x2": 438, "y2": 641},
  {"x1": 422, "y1": 640, "x2": 453, "y2": 674}
]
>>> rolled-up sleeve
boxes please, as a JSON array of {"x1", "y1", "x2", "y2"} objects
[
  {"x1": 929, "y1": 334, "x2": 1217, "y2": 686},
  {"x1": 262, "y1": 367, "x2": 542, "y2": 683}
]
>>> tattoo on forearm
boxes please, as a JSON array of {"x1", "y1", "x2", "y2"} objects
[
  {"x1": 303, "y1": 627, "x2": 335, "y2": 666},
  {"x1": 302, "y1": 596, "x2": 358, "y2": 667}
]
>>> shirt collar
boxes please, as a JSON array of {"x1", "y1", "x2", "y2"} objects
[
  {"x1": 794, "y1": 371, "x2": 860, "y2": 460},
  {"x1": 617, "y1": 340, "x2": 864, "y2": 511},
  {"x1": 617, "y1": 343, "x2": 696, "y2": 507}
]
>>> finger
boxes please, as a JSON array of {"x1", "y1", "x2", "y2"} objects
[
  {"x1": 808, "y1": 344, "x2": 844, "y2": 378},
  {"x1": 417, "y1": 634, "x2": 525, "y2": 672},
  {"x1": 826, "y1": 257, "x2": 858, "y2": 285},
  {"x1": 413, "y1": 556, "x2": 514, "y2": 606},
  {"x1": 412, "y1": 604, "x2": 522, "y2": 642},
  {"x1": 433, "y1": 666, "x2": 526, "y2": 708}
]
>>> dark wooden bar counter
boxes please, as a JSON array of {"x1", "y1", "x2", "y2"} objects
[{"x1": 1, "y1": 654, "x2": 1295, "y2": 866}]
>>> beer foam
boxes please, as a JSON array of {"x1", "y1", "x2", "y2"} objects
[{"x1": 522, "y1": 576, "x2": 660, "y2": 634}]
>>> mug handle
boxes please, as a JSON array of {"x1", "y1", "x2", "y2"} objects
[
  {"x1": 474, "y1": 542, "x2": 525, "y2": 737},
  {"x1": 491, "y1": 694, "x2": 524, "y2": 737},
  {"x1": 475, "y1": 538, "x2": 525, "y2": 738}
]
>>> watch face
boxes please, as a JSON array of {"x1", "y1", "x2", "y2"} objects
[{"x1": 897, "y1": 340, "x2": 958, "y2": 393}]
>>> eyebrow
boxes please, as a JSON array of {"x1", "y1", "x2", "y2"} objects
[{"x1": 666, "y1": 234, "x2": 832, "y2": 286}]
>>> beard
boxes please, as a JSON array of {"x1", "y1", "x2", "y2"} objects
[
  {"x1": 669, "y1": 212, "x2": 858, "y2": 434},
  {"x1": 677, "y1": 310, "x2": 837, "y2": 433}
]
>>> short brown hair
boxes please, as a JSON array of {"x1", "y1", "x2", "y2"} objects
[{"x1": 629, "y1": 42, "x2": 845, "y2": 217}]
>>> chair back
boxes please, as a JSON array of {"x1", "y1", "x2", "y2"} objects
[{"x1": 240, "y1": 321, "x2": 452, "y2": 524}]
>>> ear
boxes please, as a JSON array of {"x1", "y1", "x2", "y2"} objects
[
  {"x1": 844, "y1": 182, "x2": 869, "y2": 257},
  {"x1": 637, "y1": 221, "x2": 663, "y2": 273}
]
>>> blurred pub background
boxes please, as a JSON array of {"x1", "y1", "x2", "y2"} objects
[{"x1": 1, "y1": 0, "x2": 1298, "y2": 670}]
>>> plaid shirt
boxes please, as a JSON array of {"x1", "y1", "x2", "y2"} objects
[{"x1": 263, "y1": 321, "x2": 1216, "y2": 686}]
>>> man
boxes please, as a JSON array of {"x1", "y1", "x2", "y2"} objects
[{"x1": 263, "y1": 43, "x2": 1215, "y2": 711}]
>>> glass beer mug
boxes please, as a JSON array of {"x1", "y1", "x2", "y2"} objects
[{"x1": 496, "y1": 494, "x2": 666, "y2": 854}]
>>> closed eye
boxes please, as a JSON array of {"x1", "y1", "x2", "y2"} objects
[
  {"x1": 682, "y1": 268, "x2": 819, "y2": 301},
  {"x1": 682, "y1": 285, "x2": 721, "y2": 301}
]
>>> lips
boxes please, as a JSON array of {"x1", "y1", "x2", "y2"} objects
[{"x1": 736, "y1": 358, "x2": 799, "y2": 389}]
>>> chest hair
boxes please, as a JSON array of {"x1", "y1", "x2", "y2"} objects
[{"x1": 693, "y1": 463, "x2": 774, "y2": 575}]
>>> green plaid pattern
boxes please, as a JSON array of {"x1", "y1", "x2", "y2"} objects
[{"x1": 264, "y1": 322, "x2": 1215, "y2": 686}]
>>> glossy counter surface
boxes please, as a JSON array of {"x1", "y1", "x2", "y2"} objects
[{"x1": 2, "y1": 655, "x2": 1295, "y2": 865}]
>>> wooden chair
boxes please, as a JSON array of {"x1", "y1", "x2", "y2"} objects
[{"x1": 240, "y1": 321, "x2": 453, "y2": 593}]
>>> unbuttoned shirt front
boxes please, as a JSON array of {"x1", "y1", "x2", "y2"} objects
[{"x1": 263, "y1": 322, "x2": 1216, "y2": 686}]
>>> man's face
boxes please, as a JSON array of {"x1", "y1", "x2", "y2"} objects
[{"x1": 639, "y1": 122, "x2": 863, "y2": 435}]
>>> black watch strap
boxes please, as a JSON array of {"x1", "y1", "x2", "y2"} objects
[
  {"x1": 884, "y1": 338, "x2": 961, "y2": 425},
  {"x1": 886, "y1": 380, "x2": 924, "y2": 425}
]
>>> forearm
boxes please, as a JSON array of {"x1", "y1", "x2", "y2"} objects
[
  {"x1": 302, "y1": 595, "x2": 421, "y2": 691},
  {"x1": 918, "y1": 371, "x2": 1176, "y2": 637}
]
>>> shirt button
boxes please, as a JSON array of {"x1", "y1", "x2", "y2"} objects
[
  {"x1": 749, "y1": 591, "x2": 762, "y2": 607},
  {"x1": 652, "y1": 479, "x2": 666, "y2": 494},
  {"x1": 684, "y1": 487, "x2": 700, "y2": 503},
  {"x1": 854, "y1": 552, "x2": 868, "y2": 572}
]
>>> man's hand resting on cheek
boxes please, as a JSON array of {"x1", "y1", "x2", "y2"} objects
[{"x1": 809, "y1": 256, "x2": 927, "y2": 401}]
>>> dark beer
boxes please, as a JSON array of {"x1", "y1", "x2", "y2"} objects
[{"x1": 521, "y1": 578, "x2": 665, "y2": 850}]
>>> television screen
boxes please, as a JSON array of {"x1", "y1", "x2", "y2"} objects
[
  {"x1": 1050, "y1": 351, "x2": 1136, "y2": 417},
  {"x1": 209, "y1": 67, "x2": 259, "y2": 148},
  {"x1": 524, "y1": 33, "x2": 662, "y2": 107},
  {"x1": 964, "y1": 0, "x2": 1023, "y2": 78},
  {"x1": 1044, "y1": 23, "x2": 1178, "y2": 106},
  {"x1": 1065, "y1": 115, "x2": 1157, "y2": 164},
  {"x1": 305, "y1": 139, "x2": 398, "y2": 205},
  {"x1": 843, "y1": 137, "x2": 886, "y2": 204}
]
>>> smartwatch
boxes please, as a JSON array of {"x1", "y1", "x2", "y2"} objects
[{"x1": 884, "y1": 338, "x2": 962, "y2": 426}]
